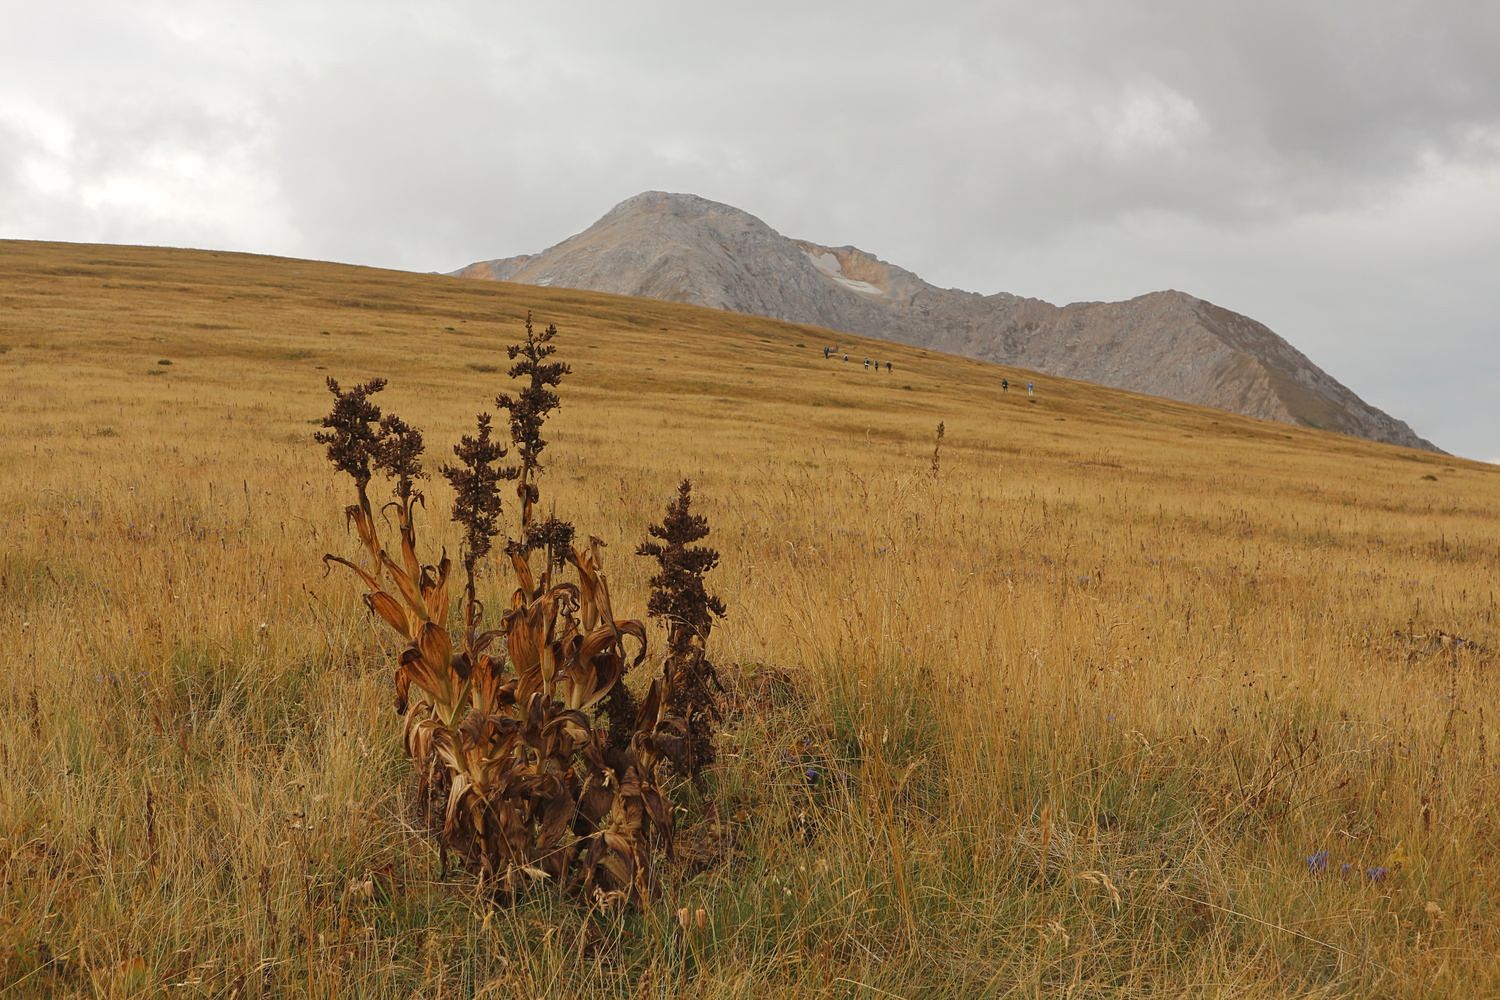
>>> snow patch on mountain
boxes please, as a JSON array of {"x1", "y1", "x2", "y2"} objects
[{"x1": 805, "y1": 249, "x2": 883, "y2": 296}]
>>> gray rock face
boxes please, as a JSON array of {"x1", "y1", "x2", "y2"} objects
[{"x1": 453, "y1": 191, "x2": 1435, "y2": 451}]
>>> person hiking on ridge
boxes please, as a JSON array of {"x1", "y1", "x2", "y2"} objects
[{"x1": 1002, "y1": 378, "x2": 1009, "y2": 392}]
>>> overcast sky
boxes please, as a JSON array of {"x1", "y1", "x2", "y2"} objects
[{"x1": 2, "y1": 1, "x2": 1496, "y2": 460}]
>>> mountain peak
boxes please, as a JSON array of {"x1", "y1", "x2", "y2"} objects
[
  {"x1": 604, "y1": 190, "x2": 752, "y2": 221},
  {"x1": 451, "y1": 195, "x2": 1435, "y2": 451}
]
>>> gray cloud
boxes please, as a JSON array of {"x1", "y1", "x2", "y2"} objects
[{"x1": 1, "y1": 0, "x2": 1495, "y2": 457}]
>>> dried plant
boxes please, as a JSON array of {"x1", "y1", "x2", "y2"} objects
[
  {"x1": 496, "y1": 312, "x2": 569, "y2": 541},
  {"x1": 638, "y1": 480, "x2": 726, "y2": 783},
  {"x1": 441, "y1": 411, "x2": 515, "y2": 623},
  {"x1": 314, "y1": 376, "x2": 388, "y2": 498},
  {"x1": 316, "y1": 318, "x2": 706, "y2": 908}
]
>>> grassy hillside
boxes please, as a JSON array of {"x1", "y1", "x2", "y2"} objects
[{"x1": 2, "y1": 239, "x2": 1497, "y2": 998}]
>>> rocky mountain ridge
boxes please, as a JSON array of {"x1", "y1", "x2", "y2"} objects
[{"x1": 452, "y1": 191, "x2": 1435, "y2": 451}]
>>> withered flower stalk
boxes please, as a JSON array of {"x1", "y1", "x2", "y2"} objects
[
  {"x1": 314, "y1": 376, "x2": 388, "y2": 508},
  {"x1": 377, "y1": 413, "x2": 426, "y2": 504},
  {"x1": 638, "y1": 479, "x2": 726, "y2": 782},
  {"x1": 495, "y1": 313, "x2": 575, "y2": 582},
  {"x1": 496, "y1": 313, "x2": 569, "y2": 526},
  {"x1": 441, "y1": 411, "x2": 515, "y2": 632}
]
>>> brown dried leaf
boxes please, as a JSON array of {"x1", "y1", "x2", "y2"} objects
[
  {"x1": 365, "y1": 590, "x2": 411, "y2": 637},
  {"x1": 417, "y1": 621, "x2": 452, "y2": 674},
  {"x1": 345, "y1": 500, "x2": 382, "y2": 562},
  {"x1": 422, "y1": 554, "x2": 452, "y2": 627},
  {"x1": 323, "y1": 553, "x2": 380, "y2": 592},
  {"x1": 380, "y1": 551, "x2": 428, "y2": 620}
]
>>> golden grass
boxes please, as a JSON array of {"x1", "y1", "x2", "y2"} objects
[{"x1": 2, "y1": 238, "x2": 1498, "y2": 997}]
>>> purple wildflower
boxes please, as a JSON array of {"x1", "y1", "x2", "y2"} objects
[
  {"x1": 1366, "y1": 866, "x2": 1389, "y2": 883},
  {"x1": 1306, "y1": 849, "x2": 1329, "y2": 875}
]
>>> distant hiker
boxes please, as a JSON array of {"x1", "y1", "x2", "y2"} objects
[
  {"x1": 886, "y1": 361, "x2": 892, "y2": 373},
  {"x1": 843, "y1": 354, "x2": 849, "y2": 362},
  {"x1": 823, "y1": 346, "x2": 830, "y2": 359},
  {"x1": 863, "y1": 358, "x2": 870, "y2": 369},
  {"x1": 1027, "y1": 382, "x2": 1035, "y2": 402},
  {"x1": 1002, "y1": 378, "x2": 1009, "y2": 392}
]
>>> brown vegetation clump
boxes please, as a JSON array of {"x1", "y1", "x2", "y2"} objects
[{"x1": 316, "y1": 315, "x2": 712, "y2": 907}]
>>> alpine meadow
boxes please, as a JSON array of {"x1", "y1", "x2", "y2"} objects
[{"x1": 4, "y1": 239, "x2": 1500, "y2": 998}]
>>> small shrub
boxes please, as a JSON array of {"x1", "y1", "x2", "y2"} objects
[
  {"x1": 318, "y1": 313, "x2": 715, "y2": 908},
  {"x1": 156, "y1": 358, "x2": 173, "y2": 366}
]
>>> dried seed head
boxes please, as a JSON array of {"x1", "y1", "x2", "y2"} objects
[
  {"x1": 442, "y1": 412, "x2": 516, "y2": 568},
  {"x1": 517, "y1": 513, "x2": 576, "y2": 571},
  {"x1": 638, "y1": 479, "x2": 725, "y2": 653},
  {"x1": 495, "y1": 312, "x2": 571, "y2": 526},
  {"x1": 316, "y1": 376, "x2": 428, "y2": 501},
  {"x1": 314, "y1": 377, "x2": 388, "y2": 489},
  {"x1": 375, "y1": 412, "x2": 426, "y2": 500},
  {"x1": 638, "y1": 479, "x2": 726, "y2": 782}
]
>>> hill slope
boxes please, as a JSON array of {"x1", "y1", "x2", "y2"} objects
[
  {"x1": 455, "y1": 191, "x2": 1434, "y2": 450},
  {"x1": 2, "y1": 240, "x2": 1498, "y2": 996}
]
